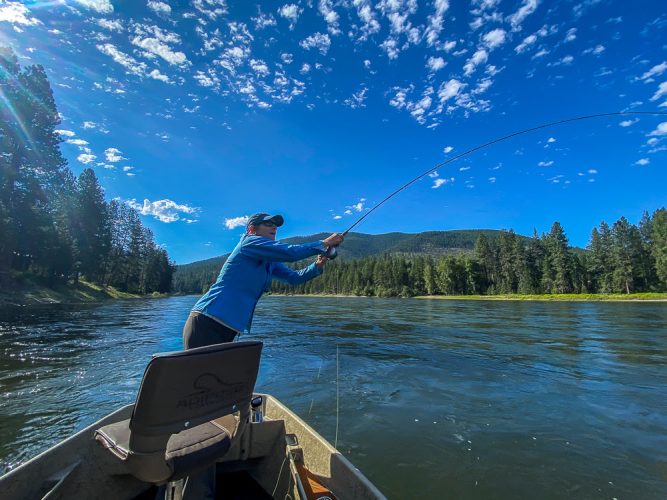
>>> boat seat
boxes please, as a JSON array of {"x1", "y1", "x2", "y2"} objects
[{"x1": 94, "y1": 341, "x2": 263, "y2": 485}]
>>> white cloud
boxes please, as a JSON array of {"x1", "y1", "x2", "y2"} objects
[
  {"x1": 650, "y1": 82, "x2": 667, "y2": 102},
  {"x1": 97, "y1": 19, "x2": 123, "y2": 31},
  {"x1": 588, "y1": 169, "x2": 598, "y2": 174},
  {"x1": 192, "y1": 0, "x2": 227, "y2": 21},
  {"x1": 77, "y1": 153, "x2": 97, "y2": 164},
  {"x1": 648, "y1": 122, "x2": 667, "y2": 136},
  {"x1": 249, "y1": 59, "x2": 270, "y2": 76},
  {"x1": 148, "y1": 69, "x2": 170, "y2": 82},
  {"x1": 319, "y1": 0, "x2": 340, "y2": 35},
  {"x1": 300, "y1": 32, "x2": 331, "y2": 55},
  {"x1": 489, "y1": 177, "x2": 496, "y2": 183},
  {"x1": 427, "y1": 56, "x2": 446, "y2": 72},
  {"x1": 0, "y1": 2, "x2": 42, "y2": 25},
  {"x1": 483, "y1": 28, "x2": 506, "y2": 50},
  {"x1": 83, "y1": 121, "x2": 97, "y2": 129},
  {"x1": 344, "y1": 87, "x2": 368, "y2": 109},
  {"x1": 333, "y1": 215, "x2": 342, "y2": 220},
  {"x1": 147, "y1": 1, "x2": 171, "y2": 16},
  {"x1": 507, "y1": 0, "x2": 539, "y2": 31},
  {"x1": 547, "y1": 137, "x2": 556, "y2": 143},
  {"x1": 463, "y1": 49, "x2": 488, "y2": 76},
  {"x1": 66, "y1": 138, "x2": 89, "y2": 146},
  {"x1": 619, "y1": 119, "x2": 638, "y2": 127},
  {"x1": 635, "y1": 158, "x2": 650, "y2": 166},
  {"x1": 129, "y1": 198, "x2": 199, "y2": 223},
  {"x1": 105, "y1": 147, "x2": 125, "y2": 162},
  {"x1": 131, "y1": 26, "x2": 189, "y2": 66},
  {"x1": 550, "y1": 55, "x2": 574, "y2": 66},
  {"x1": 252, "y1": 11, "x2": 277, "y2": 29},
  {"x1": 346, "y1": 198, "x2": 366, "y2": 212},
  {"x1": 639, "y1": 61, "x2": 667, "y2": 81},
  {"x1": 564, "y1": 27, "x2": 576, "y2": 42},
  {"x1": 459, "y1": 166, "x2": 470, "y2": 171},
  {"x1": 424, "y1": 0, "x2": 449, "y2": 47},
  {"x1": 97, "y1": 43, "x2": 147, "y2": 76},
  {"x1": 224, "y1": 216, "x2": 248, "y2": 229},
  {"x1": 515, "y1": 34, "x2": 537, "y2": 54},
  {"x1": 55, "y1": 129, "x2": 76, "y2": 137},
  {"x1": 538, "y1": 160, "x2": 554, "y2": 167},
  {"x1": 582, "y1": 45, "x2": 605, "y2": 56},
  {"x1": 278, "y1": 4, "x2": 301, "y2": 29},
  {"x1": 352, "y1": 0, "x2": 381, "y2": 41},
  {"x1": 122, "y1": 165, "x2": 133, "y2": 172},
  {"x1": 438, "y1": 79, "x2": 465, "y2": 102},
  {"x1": 73, "y1": 0, "x2": 114, "y2": 13},
  {"x1": 380, "y1": 37, "x2": 400, "y2": 59},
  {"x1": 194, "y1": 69, "x2": 220, "y2": 89},
  {"x1": 432, "y1": 177, "x2": 454, "y2": 188},
  {"x1": 443, "y1": 146, "x2": 453, "y2": 153}
]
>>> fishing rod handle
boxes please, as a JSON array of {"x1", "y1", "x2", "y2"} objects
[{"x1": 324, "y1": 246, "x2": 338, "y2": 259}]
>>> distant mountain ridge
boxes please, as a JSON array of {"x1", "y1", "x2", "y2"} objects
[{"x1": 172, "y1": 229, "x2": 516, "y2": 294}]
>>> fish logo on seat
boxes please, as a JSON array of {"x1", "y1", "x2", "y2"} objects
[{"x1": 176, "y1": 373, "x2": 246, "y2": 410}]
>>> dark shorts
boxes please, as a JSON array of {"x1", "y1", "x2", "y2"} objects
[{"x1": 182, "y1": 312, "x2": 238, "y2": 349}]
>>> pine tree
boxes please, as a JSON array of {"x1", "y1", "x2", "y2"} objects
[
  {"x1": 611, "y1": 216, "x2": 642, "y2": 294},
  {"x1": 544, "y1": 222, "x2": 573, "y2": 293},
  {"x1": 651, "y1": 208, "x2": 667, "y2": 289},
  {"x1": 75, "y1": 169, "x2": 111, "y2": 282}
]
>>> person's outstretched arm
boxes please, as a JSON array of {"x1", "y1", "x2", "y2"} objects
[{"x1": 240, "y1": 233, "x2": 344, "y2": 262}]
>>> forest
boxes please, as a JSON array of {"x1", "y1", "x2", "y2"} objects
[
  {"x1": 172, "y1": 211, "x2": 667, "y2": 297},
  {"x1": 0, "y1": 47, "x2": 174, "y2": 294},
  {"x1": 270, "y1": 213, "x2": 667, "y2": 297}
]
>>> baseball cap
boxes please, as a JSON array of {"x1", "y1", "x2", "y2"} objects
[{"x1": 247, "y1": 213, "x2": 284, "y2": 227}]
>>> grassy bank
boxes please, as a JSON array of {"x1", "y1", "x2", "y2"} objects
[
  {"x1": 0, "y1": 277, "x2": 146, "y2": 307},
  {"x1": 414, "y1": 293, "x2": 667, "y2": 301}
]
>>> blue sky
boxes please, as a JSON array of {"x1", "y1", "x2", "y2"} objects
[{"x1": 2, "y1": 0, "x2": 666, "y2": 264}]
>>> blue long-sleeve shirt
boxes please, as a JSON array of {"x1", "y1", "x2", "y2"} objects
[{"x1": 191, "y1": 235, "x2": 326, "y2": 333}]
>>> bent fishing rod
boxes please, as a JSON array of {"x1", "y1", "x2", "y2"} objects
[{"x1": 323, "y1": 110, "x2": 667, "y2": 259}]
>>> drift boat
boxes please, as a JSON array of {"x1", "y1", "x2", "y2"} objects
[{"x1": 0, "y1": 341, "x2": 385, "y2": 499}]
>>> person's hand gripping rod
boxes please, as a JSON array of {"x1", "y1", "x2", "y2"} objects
[{"x1": 323, "y1": 232, "x2": 345, "y2": 260}]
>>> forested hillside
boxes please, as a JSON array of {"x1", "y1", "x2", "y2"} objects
[
  {"x1": 175, "y1": 211, "x2": 667, "y2": 297},
  {"x1": 172, "y1": 229, "x2": 505, "y2": 294},
  {"x1": 0, "y1": 47, "x2": 173, "y2": 293}
]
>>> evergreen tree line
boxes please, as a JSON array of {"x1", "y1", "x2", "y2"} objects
[
  {"x1": 271, "y1": 211, "x2": 667, "y2": 297},
  {"x1": 0, "y1": 47, "x2": 174, "y2": 293}
]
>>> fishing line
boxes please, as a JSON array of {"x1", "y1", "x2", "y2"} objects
[{"x1": 338, "y1": 111, "x2": 667, "y2": 237}]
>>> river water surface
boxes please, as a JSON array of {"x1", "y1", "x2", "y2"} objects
[{"x1": 1, "y1": 296, "x2": 666, "y2": 499}]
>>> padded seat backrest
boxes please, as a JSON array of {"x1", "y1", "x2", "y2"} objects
[{"x1": 129, "y1": 341, "x2": 263, "y2": 444}]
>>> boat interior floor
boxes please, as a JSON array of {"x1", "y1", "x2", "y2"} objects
[{"x1": 133, "y1": 468, "x2": 273, "y2": 500}]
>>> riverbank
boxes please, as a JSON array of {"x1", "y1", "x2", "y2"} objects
[
  {"x1": 415, "y1": 293, "x2": 667, "y2": 301},
  {"x1": 0, "y1": 278, "x2": 148, "y2": 307}
]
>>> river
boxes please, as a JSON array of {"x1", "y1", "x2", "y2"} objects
[{"x1": 1, "y1": 296, "x2": 666, "y2": 499}]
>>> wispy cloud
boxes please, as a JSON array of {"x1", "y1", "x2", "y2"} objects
[
  {"x1": 224, "y1": 215, "x2": 249, "y2": 229},
  {"x1": 432, "y1": 177, "x2": 454, "y2": 188},
  {"x1": 77, "y1": 153, "x2": 97, "y2": 164},
  {"x1": 648, "y1": 122, "x2": 667, "y2": 136},
  {"x1": 638, "y1": 61, "x2": 666, "y2": 82},
  {"x1": 128, "y1": 198, "x2": 199, "y2": 223},
  {"x1": 300, "y1": 32, "x2": 331, "y2": 55},
  {"x1": 73, "y1": 0, "x2": 114, "y2": 14},
  {"x1": 507, "y1": 0, "x2": 539, "y2": 32},
  {"x1": 619, "y1": 118, "x2": 639, "y2": 127},
  {"x1": 105, "y1": 147, "x2": 125, "y2": 162},
  {"x1": 278, "y1": 4, "x2": 301, "y2": 30}
]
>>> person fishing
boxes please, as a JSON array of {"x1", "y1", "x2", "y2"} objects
[{"x1": 183, "y1": 212, "x2": 344, "y2": 349}]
